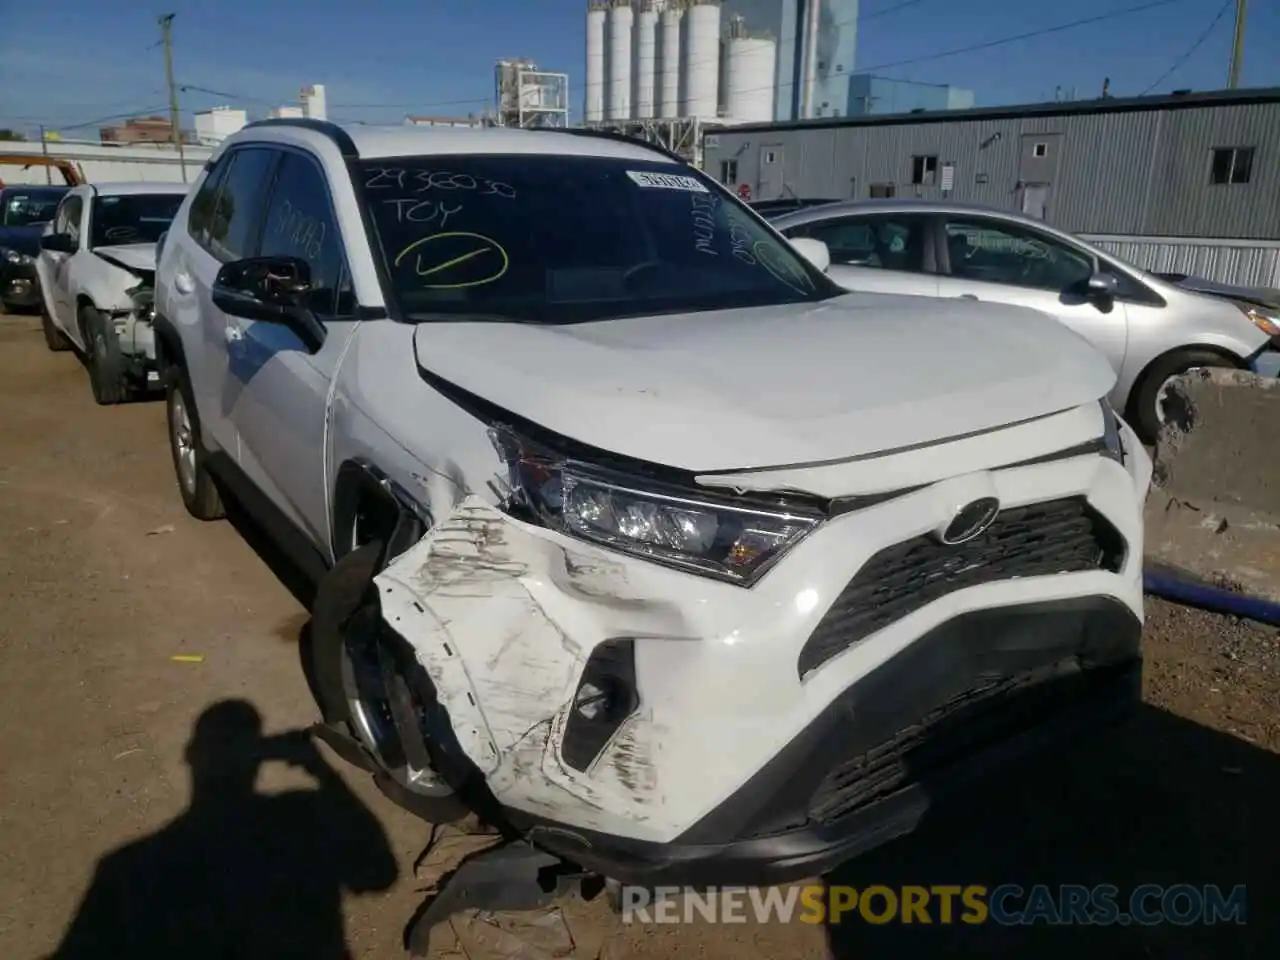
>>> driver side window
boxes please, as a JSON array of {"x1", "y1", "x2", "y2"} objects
[
  {"x1": 942, "y1": 218, "x2": 1092, "y2": 292},
  {"x1": 56, "y1": 195, "x2": 83, "y2": 243}
]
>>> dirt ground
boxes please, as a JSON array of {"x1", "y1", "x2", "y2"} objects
[{"x1": 1, "y1": 309, "x2": 1277, "y2": 959}]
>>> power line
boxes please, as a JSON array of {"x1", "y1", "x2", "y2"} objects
[
  {"x1": 861, "y1": 0, "x2": 936, "y2": 23},
  {"x1": 179, "y1": 84, "x2": 281, "y2": 108},
  {"x1": 51, "y1": 105, "x2": 173, "y2": 132},
  {"x1": 1140, "y1": 0, "x2": 1233, "y2": 94},
  {"x1": 859, "y1": 0, "x2": 1188, "y2": 74}
]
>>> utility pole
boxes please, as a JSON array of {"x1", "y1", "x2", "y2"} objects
[
  {"x1": 39, "y1": 125, "x2": 51, "y2": 184},
  {"x1": 158, "y1": 13, "x2": 188, "y2": 182},
  {"x1": 1228, "y1": 0, "x2": 1248, "y2": 89}
]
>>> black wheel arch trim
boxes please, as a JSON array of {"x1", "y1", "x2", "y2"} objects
[
  {"x1": 1127, "y1": 342, "x2": 1247, "y2": 413},
  {"x1": 152, "y1": 311, "x2": 186, "y2": 376},
  {"x1": 331, "y1": 457, "x2": 433, "y2": 569}
]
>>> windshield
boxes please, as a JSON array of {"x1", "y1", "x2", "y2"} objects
[
  {"x1": 2, "y1": 189, "x2": 65, "y2": 227},
  {"x1": 360, "y1": 154, "x2": 840, "y2": 324},
  {"x1": 90, "y1": 193, "x2": 184, "y2": 247}
]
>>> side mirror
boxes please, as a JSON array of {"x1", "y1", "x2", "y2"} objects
[
  {"x1": 1087, "y1": 271, "x2": 1119, "y2": 299},
  {"x1": 39, "y1": 233, "x2": 77, "y2": 254},
  {"x1": 789, "y1": 236, "x2": 831, "y2": 273},
  {"x1": 211, "y1": 255, "x2": 326, "y2": 353}
]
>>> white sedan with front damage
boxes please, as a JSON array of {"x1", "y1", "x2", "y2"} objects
[{"x1": 36, "y1": 181, "x2": 188, "y2": 404}]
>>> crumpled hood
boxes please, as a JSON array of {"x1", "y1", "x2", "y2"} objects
[
  {"x1": 413, "y1": 292, "x2": 1117, "y2": 472},
  {"x1": 93, "y1": 242, "x2": 158, "y2": 276}
]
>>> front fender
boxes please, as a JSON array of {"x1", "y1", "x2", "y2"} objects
[{"x1": 75, "y1": 257, "x2": 143, "y2": 314}]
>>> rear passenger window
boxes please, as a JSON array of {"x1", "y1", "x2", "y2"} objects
[
  {"x1": 258, "y1": 151, "x2": 351, "y2": 317},
  {"x1": 202, "y1": 147, "x2": 277, "y2": 262}
]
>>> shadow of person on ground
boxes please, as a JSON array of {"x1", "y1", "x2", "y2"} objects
[
  {"x1": 46, "y1": 699, "x2": 399, "y2": 960},
  {"x1": 823, "y1": 704, "x2": 1278, "y2": 958}
]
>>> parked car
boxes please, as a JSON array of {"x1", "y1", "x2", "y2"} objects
[
  {"x1": 35, "y1": 182, "x2": 188, "y2": 403},
  {"x1": 771, "y1": 199, "x2": 1280, "y2": 442},
  {"x1": 154, "y1": 119, "x2": 1150, "y2": 894},
  {"x1": 748, "y1": 196, "x2": 843, "y2": 219},
  {"x1": 0, "y1": 184, "x2": 68, "y2": 311}
]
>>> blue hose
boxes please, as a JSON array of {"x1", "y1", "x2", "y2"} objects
[{"x1": 1144, "y1": 566, "x2": 1280, "y2": 627}]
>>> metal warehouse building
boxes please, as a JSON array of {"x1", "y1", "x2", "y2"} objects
[{"x1": 703, "y1": 87, "x2": 1280, "y2": 287}]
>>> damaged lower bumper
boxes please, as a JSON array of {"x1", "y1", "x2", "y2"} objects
[
  {"x1": 515, "y1": 598, "x2": 1142, "y2": 887},
  {"x1": 359, "y1": 449, "x2": 1144, "y2": 886}
]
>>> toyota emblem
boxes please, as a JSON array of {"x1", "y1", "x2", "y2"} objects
[{"x1": 939, "y1": 497, "x2": 1001, "y2": 545}]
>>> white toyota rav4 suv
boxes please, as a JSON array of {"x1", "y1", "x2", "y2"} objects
[{"x1": 153, "y1": 119, "x2": 1151, "y2": 894}]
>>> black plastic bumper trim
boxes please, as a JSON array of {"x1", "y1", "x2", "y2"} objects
[{"x1": 505, "y1": 595, "x2": 1143, "y2": 887}]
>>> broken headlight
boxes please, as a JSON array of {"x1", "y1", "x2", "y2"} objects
[
  {"x1": 489, "y1": 428, "x2": 821, "y2": 586},
  {"x1": 1234, "y1": 300, "x2": 1280, "y2": 338},
  {"x1": 1, "y1": 247, "x2": 34, "y2": 266}
]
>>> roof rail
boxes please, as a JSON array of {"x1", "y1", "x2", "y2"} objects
[
  {"x1": 541, "y1": 127, "x2": 689, "y2": 165},
  {"x1": 243, "y1": 117, "x2": 359, "y2": 158}
]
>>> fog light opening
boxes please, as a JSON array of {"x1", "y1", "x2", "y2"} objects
[{"x1": 574, "y1": 677, "x2": 632, "y2": 723}]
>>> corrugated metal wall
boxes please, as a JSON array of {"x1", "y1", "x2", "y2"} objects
[
  {"x1": 707, "y1": 100, "x2": 1280, "y2": 240},
  {"x1": 1081, "y1": 235, "x2": 1280, "y2": 289}
]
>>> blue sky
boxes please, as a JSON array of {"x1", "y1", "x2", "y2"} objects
[{"x1": 1, "y1": 0, "x2": 1277, "y2": 135}]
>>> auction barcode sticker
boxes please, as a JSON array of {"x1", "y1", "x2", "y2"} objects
[{"x1": 626, "y1": 170, "x2": 709, "y2": 193}]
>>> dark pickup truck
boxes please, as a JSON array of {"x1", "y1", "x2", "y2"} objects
[{"x1": 0, "y1": 184, "x2": 69, "y2": 311}]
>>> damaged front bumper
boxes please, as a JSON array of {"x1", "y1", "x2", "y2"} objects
[
  {"x1": 354, "y1": 447, "x2": 1146, "y2": 888},
  {"x1": 109, "y1": 285, "x2": 161, "y2": 386}
]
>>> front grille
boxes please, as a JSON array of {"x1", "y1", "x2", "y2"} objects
[
  {"x1": 808, "y1": 661, "x2": 1096, "y2": 825},
  {"x1": 798, "y1": 497, "x2": 1124, "y2": 677}
]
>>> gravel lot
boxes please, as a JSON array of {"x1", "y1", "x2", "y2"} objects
[{"x1": 1, "y1": 310, "x2": 1276, "y2": 958}]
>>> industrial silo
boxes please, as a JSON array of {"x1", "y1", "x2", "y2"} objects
[
  {"x1": 724, "y1": 17, "x2": 775, "y2": 124},
  {"x1": 681, "y1": 0, "x2": 720, "y2": 118},
  {"x1": 606, "y1": 1, "x2": 634, "y2": 120},
  {"x1": 633, "y1": 2, "x2": 658, "y2": 119},
  {"x1": 656, "y1": 2, "x2": 683, "y2": 118},
  {"x1": 586, "y1": 3, "x2": 606, "y2": 122}
]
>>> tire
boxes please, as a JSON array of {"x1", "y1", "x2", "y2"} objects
[
  {"x1": 40, "y1": 301, "x2": 72, "y2": 352},
  {"x1": 166, "y1": 364, "x2": 225, "y2": 520},
  {"x1": 1129, "y1": 348, "x2": 1237, "y2": 444},
  {"x1": 310, "y1": 542, "x2": 464, "y2": 822},
  {"x1": 81, "y1": 305, "x2": 129, "y2": 405}
]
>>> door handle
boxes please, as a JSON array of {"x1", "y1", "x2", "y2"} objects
[
  {"x1": 957, "y1": 293, "x2": 979, "y2": 300},
  {"x1": 174, "y1": 271, "x2": 195, "y2": 295},
  {"x1": 224, "y1": 324, "x2": 244, "y2": 345}
]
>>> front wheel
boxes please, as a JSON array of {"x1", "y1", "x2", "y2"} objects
[
  {"x1": 1129, "y1": 349, "x2": 1237, "y2": 444},
  {"x1": 82, "y1": 306, "x2": 129, "y2": 405},
  {"x1": 309, "y1": 543, "x2": 464, "y2": 822},
  {"x1": 166, "y1": 366, "x2": 225, "y2": 520}
]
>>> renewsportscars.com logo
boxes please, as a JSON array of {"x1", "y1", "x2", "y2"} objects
[{"x1": 620, "y1": 884, "x2": 1248, "y2": 927}]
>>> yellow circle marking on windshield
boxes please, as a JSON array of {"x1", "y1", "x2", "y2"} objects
[
  {"x1": 394, "y1": 232, "x2": 509, "y2": 289},
  {"x1": 752, "y1": 240, "x2": 815, "y2": 293}
]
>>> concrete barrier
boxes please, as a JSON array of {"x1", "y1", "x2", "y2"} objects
[{"x1": 1144, "y1": 368, "x2": 1280, "y2": 605}]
